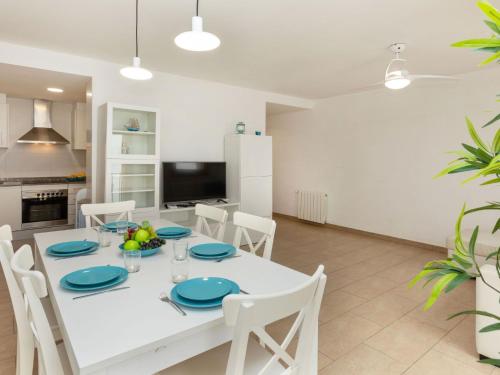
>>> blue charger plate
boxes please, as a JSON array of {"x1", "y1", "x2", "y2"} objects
[
  {"x1": 47, "y1": 241, "x2": 98, "y2": 254},
  {"x1": 65, "y1": 265, "x2": 122, "y2": 287},
  {"x1": 118, "y1": 243, "x2": 161, "y2": 257},
  {"x1": 171, "y1": 279, "x2": 240, "y2": 309},
  {"x1": 47, "y1": 246, "x2": 98, "y2": 258},
  {"x1": 103, "y1": 221, "x2": 138, "y2": 232},
  {"x1": 190, "y1": 243, "x2": 235, "y2": 257},
  {"x1": 60, "y1": 267, "x2": 128, "y2": 292},
  {"x1": 176, "y1": 277, "x2": 232, "y2": 301},
  {"x1": 190, "y1": 247, "x2": 236, "y2": 260},
  {"x1": 156, "y1": 227, "x2": 192, "y2": 239}
]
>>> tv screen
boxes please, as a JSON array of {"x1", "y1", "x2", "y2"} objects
[{"x1": 163, "y1": 162, "x2": 226, "y2": 203}]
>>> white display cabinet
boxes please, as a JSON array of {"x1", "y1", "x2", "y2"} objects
[
  {"x1": 105, "y1": 103, "x2": 159, "y2": 159},
  {"x1": 105, "y1": 160, "x2": 160, "y2": 212}
]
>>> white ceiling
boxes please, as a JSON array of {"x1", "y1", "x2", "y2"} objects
[
  {"x1": 0, "y1": 63, "x2": 90, "y2": 102},
  {"x1": 0, "y1": 0, "x2": 494, "y2": 99}
]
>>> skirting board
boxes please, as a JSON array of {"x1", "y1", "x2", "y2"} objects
[{"x1": 273, "y1": 212, "x2": 447, "y2": 254}]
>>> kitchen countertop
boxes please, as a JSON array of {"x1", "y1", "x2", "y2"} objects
[{"x1": 0, "y1": 177, "x2": 86, "y2": 186}]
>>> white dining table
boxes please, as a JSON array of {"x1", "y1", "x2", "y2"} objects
[{"x1": 34, "y1": 219, "x2": 309, "y2": 375}]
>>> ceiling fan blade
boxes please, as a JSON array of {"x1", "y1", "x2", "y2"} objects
[{"x1": 409, "y1": 74, "x2": 459, "y2": 81}]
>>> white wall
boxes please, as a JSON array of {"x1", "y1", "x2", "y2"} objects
[
  {"x1": 0, "y1": 97, "x2": 85, "y2": 177},
  {"x1": 268, "y1": 68, "x2": 500, "y2": 247},
  {"x1": 0, "y1": 41, "x2": 313, "y2": 202}
]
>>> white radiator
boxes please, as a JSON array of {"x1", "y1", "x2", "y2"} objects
[{"x1": 296, "y1": 191, "x2": 328, "y2": 224}]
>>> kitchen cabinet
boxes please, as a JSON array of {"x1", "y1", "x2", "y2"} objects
[
  {"x1": 0, "y1": 186, "x2": 22, "y2": 230},
  {"x1": 72, "y1": 102, "x2": 86, "y2": 150},
  {"x1": 0, "y1": 103, "x2": 9, "y2": 148}
]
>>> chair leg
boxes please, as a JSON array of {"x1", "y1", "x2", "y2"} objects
[{"x1": 16, "y1": 332, "x2": 34, "y2": 375}]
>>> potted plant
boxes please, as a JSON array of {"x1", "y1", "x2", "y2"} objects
[{"x1": 410, "y1": 0, "x2": 500, "y2": 367}]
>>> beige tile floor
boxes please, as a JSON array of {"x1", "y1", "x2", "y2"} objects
[{"x1": 0, "y1": 216, "x2": 497, "y2": 374}]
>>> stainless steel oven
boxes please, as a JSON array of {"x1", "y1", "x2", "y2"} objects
[{"x1": 22, "y1": 188, "x2": 68, "y2": 229}]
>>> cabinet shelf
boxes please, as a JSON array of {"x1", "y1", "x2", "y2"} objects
[
  {"x1": 112, "y1": 130, "x2": 156, "y2": 136},
  {"x1": 111, "y1": 173, "x2": 155, "y2": 177},
  {"x1": 112, "y1": 188, "x2": 155, "y2": 194}
]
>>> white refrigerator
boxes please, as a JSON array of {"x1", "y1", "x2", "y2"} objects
[{"x1": 225, "y1": 134, "x2": 273, "y2": 219}]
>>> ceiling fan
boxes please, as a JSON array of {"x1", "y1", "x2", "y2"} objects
[{"x1": 383, "y1": 43, "x2": 457, "y2": 90}]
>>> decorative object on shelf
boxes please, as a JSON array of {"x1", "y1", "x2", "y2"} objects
[
  {"x1": 125, "y1": 118, "x2": 140, "y2": 132},
  {"x1": 175, "y1": 0, "x2": 221, "y2": 52},
  {"x1": 121, "y1": 141, "x2": 129, "y2": 154},
  {"x1": 65, "y1": 172, "x2": 86, "y2": 182},
  {"x1": 235, "y1": 122, "x2": 246, "y2": 134},
  {"x1": 255, "y1": 131, "x2": 262, "y2": 136},
  {"x1": 120, "y1": 0, "x2": 153, "y2": 80}
]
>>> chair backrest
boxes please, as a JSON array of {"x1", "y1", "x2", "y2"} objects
[
  {"x1": 75, "y1": 188, "x2": 89, "y2": 229},
  {"x1": 21, "y1": 277, "x2": 64, "y2": 375},
  {"x1": 233, "y1": 211, "x2": 277, "y2": 259},
  {"x1": 0, "y1": 226, "x2": 35, "y2": 375},
  {"x1": 195, "y1": 204, "x2": 229, "y2": 241},
  {"x1": 222, "y1": 265, "x2": 326, "y2": 375},
  {"x1": 81, "y1": 200, "x2": 135, "y2": 228},
  {"x1": 11, "y1": 244, "x2": 47, "y2": 298}
]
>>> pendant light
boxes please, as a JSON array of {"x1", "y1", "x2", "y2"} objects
[
  {"x1": 120, "y1": 0, "x2": 153, "y2": 80},
  {"x1": 175, "y1": 0, "x2": 220, "y2": 52}
]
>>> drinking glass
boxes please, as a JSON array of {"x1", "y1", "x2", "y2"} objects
[
  {"x1": 171, "y1": 257, "x2": 189, "y2": 283},
  {"x1": 173, "y1": 240, "x2": 189, "y2": 260},
  {"x1": 115, "y1": 221, "x2": 129, "y2": 236},
  {"x1": 123, "y1": 250, "x2": 141, "y2": 273},
  {"x1": 96, "y1": 226, "x2": 112, "y2": 247}
]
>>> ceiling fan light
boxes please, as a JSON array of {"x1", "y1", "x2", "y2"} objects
[
  {"x1": 120, "y1": 57, "x2": 153, "y2": 80},
  {"x1": 175, "y1": 16, "x2": 220, "y2": 52},
  {"x1": 385, "y1": 78, "x2": 411, "y2": 90}
]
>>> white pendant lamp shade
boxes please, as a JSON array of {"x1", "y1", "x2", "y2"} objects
[
  {"x1": 120, "y1": 57, "x2": 153, "y2": 80},
  {"x1": 384, "y1": 56, "x2": 411, "y2": 90},
  {"x1": 384, "y1": 75, "x2": 411, "y2": 89},
  {"x1": 175, "y1": 16, "x2": 220, "y2": 52}
]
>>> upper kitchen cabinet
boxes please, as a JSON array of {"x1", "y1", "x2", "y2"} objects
[
  {"x1": 105, "y1": 103, "x2": 160, "y2": 159},
  {"x1": 72, "y1": 102, "x2": 87, "y2": 150},
  {"x1": 0, "y1": 93, "x2": 9, "y2": 148}
]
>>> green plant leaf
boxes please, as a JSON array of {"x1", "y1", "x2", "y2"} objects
[
  {"x1": 466, "y1": 117, "x2": 490, "y2": 153},
  {"x1": 448, "y1": 309, "x2": 500, "y2": 321},
  {"x1": 479, "y1": 322, "x2": 500, "y2": 333},
  {"x1": 465, "y1": 202, "x2": 500, "y2": 215},
  {"x1": 468, "y1": 226, "x2": 479, "y2": 261},
  {"x1": 408, "y1": 269, "x2": 435, "y2": 289},
  {"x1": 462, "y1": 143, "x2": 492, "y2": 163},
  {"x1": 480, "y1": 50, "x2": 500, "y2": 65},
  {"x1": 424, "y1": 273, "x2": 458, "y2": 310},
  {"x1": 481, "y1": 177, "x2": 500, "y2": 185},
  {"x1": 477, "y1": 0, "x2": 500, "y2": 26},
  {"x1": 444, "y1": 272, "x2": 472, "y2": 293},
  {"x1": 485, "y1": 249, "x2": 500, "y2": 260},
  {"x1": 492, "y1": 127, "x2": 500, "y2": 151},
  {"x1": 484, "y1": 113, "x2": 500, "y2": 128},
  {"x1": 493, "y1": 218, "x2": 500, "y2": 233},
  {"x1": 484, "y1": 20, "x2": 500, "y2": 34},
  {"x1": 452, "y1": 254, "x2": 473, "y2": 269},
  {"x1": 452, "y1": 38, "x2": 500, "y2": 48}
]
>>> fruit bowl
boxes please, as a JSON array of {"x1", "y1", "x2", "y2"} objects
[{"x1": 119, "y1": 243, "x2": 161, "y2": 257}]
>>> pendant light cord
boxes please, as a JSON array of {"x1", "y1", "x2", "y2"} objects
[
  {"x1": 196, "y1": 0, "x2": 199, "y2": 16},
  {"x1": 135, "y1": 0, "x2": 139, "y2": 57}
]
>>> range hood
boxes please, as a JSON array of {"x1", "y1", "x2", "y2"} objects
[{"x1": 17, "y1": 99, "x2": 70, "y2": 145}]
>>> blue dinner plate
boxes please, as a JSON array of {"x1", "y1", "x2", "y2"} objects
[
  {"x1": 171, "y1": 279, "x2": 240, "y2": 309},
  {"x1": 103, "y1": 221, "x2": 138, "y2": 232},
  {"x1": 156, "y1": 227, "x2": 192, "y2": 237},
  {"x1": 176, "y1": 277, "x2": 232, "y2": 301},
  {"x1": 47, "y1": 246, "x2": 98, "y2": 258},
  {"x1": 190, "y1": 243, "x2": 235, "y2": 257},
  {"x1": 190, "y1": 247, "x2": 236, "y2": 260},
  {"x1": 65, "y1": 266, "x2": 122, "y2": 287},
  {"x1": 118, "y1": 243, "x2": 161, "y2": 257},
  {"x1": 47, "y1": 241, "x2": 98, "y2": 254},
  {"x1": 60, "y1": 267, "x2": 128, "y2": 292}
]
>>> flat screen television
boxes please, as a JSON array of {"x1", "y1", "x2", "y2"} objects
[{"x1": 163, "y1": 162, "x2": 226, "y2": 203}]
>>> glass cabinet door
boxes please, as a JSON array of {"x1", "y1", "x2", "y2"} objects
[
  {"x1": 109, "y1": 163, "x2": 157, "y2": 209},
  {"x1": 109, "y1": 106, "x2": 157, "y2": 158}
]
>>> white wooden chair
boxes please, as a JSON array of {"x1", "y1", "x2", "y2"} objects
[
  {"x1": 81, "y1": 200, "x2": 135, "y2": 228},
  {"x1": 194, "y1": 204, "x2": 229, "y2": 241},
  {"x1": 161, "y1": 265, "x2": 326, "y2": 375},
  {"x1": 74, "y1": 188, "x2": 88, "y2": 229},
  {"x1": 20, "y1": 276, "x2": 71, "y2": 375},
  {"x1": 233, "y1": 211, "x2": 277, "y2": 260},
  {"x1": 10, "y1": 245, "x2": 69, "y2": 374},
  {"x1": 0, "y1": 226, "x2": 35, "y2": 375}
]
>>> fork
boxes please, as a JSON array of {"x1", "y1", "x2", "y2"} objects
[
  {"x1": 215, "y1": 255, "x2": 242, "y2": 262},
  {"x1": 159, "y1": 292, "x2": 187, "y2": 316}
]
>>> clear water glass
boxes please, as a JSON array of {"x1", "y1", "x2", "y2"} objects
[
  {"x1": 171, "y1": 257, "x2": 189, "y2": 283},
  {"x1": 123, "y1": 250, "x2": 141, "y2": 273},
  {"x1": 96, "y1": 226, "x2": 112, "y2": 247},
  {"x1": 115, "y1": 221, "x2": 129, "y2": 236},
  {"x1": 173, "y1": 240, "x2": 189, "y2": 260}
]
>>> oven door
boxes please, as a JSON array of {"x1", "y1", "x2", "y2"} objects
[{"x1": 22, "y1": 195, "x2": 68, "y2": 229}]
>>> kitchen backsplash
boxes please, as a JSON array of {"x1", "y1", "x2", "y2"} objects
[{"x1": 0, "y1": 97, "x2": 85, "y2": 177}]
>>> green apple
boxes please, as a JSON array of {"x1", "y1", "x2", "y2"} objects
[
  {"x1": 134, "y1": 229, "x2": 150, "y2": 243},
  {"x1": 123, "y1": 240, "x2": 140, "y2": 251}
]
